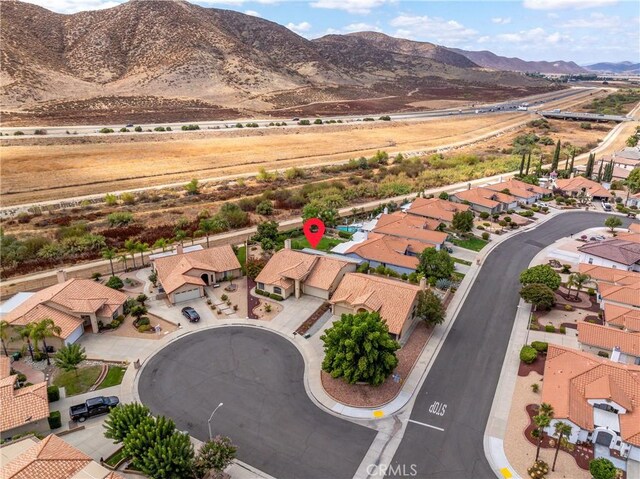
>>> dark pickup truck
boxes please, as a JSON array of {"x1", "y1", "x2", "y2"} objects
[{"x1": 69, "y1": 396, "x2": 119, "y2": 422}]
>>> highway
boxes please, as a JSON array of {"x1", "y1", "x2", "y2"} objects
[
  {"x1": 0, "y1": 87, "x2": 593, "y2": 138},
  {"x1": 387, "y1": 212, "x2": 633, "y2": 479}
]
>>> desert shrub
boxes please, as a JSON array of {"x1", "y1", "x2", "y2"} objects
[
  {"x1": 559, "y1": 326, "x2": 566, "y2": 334},
  {"x1": 106, "y1": 276, "x2": 124, "y2": 290},
  {"x1": 588, "y1": 287, "x2": 596, "y2": 296},
  {"x1": 107, "y1": 212, "x2": 134, "y2": 227},
  {"x1": 137, "y1": 324, "x2": 151, "y2": 333},
  {"x1": 477, "y1": 225, "x2": 485, "y2": 230},
  {"x1": 99, "y1": 128, "x2": 114, "y2": 134},
  {"x1": 137, "y1": 317, "x2": 150, "y2": 327},
  {"x1": 528, "y1": 459, "x2": 549, "y2": 479},
  {"x1": 531, "y1": 383, "x2": 540, "y2": 393},
  {"x1": 181, "y1": 124, "x2": 200, "y2": 131},
  {"x1": 561, "y1": 264, "x2": 571, "y2": 273},
  {"x1": 545, "y1": 324, "x2": 556, "y2": 333},
  {"x1": 520, "y1": 346, "x2": 538, "y2": 364},
  {"x1": 481, "y1": 232, "x2": 490, "y2": 240},
  {"x1": 531, "y1": 341, "x2": 548, "y2": 353},
  {"x1": 564, "y1": 304, "x2": 574, "y2": 312},
  {"x1": 298, "y1": 119, "x2": 311, "y2": 125},
  {"x1": 519, "y1": 210, "x2": 534, "y2": 217},
  {"x1": 435, "y1": 278, "x2": 452, "y2": 290},
  {"x1": 154, "y1": 126, "x2": 166, "y2": 132},
  {"x1": 120, "y1": 192, "x2": 135, "y2": 205},
  {"x1": 14, "y1": 131, "x2": 24, "y2": 135}
]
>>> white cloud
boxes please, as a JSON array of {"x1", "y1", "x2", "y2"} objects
[
  {"x1": 244, "y1": 9, "x2": 261, "y2": 16},
  {"x1": 523, "y1": 0, "x2": 617, "y2": 10},
  {"x1": 558, "y1": 12, "x2": 619, "y2": 29},
  {"x1": 389, "y1": 14, "x2": 477, "y2": 46},
  {"x1": 496, "y1": 27, "x2": 569, "y2": 46},
  {"x1": 286, "y1": 21, "x2": 312, "y2": 34},
  {"x1": 310, "y1": 0, "x2": 392, "y2": 15},
  {"x1": 320, "y1": 22, "x2": 383, "y2": 36},
  {"x1": 24, "y1": 0, "x2": 123, "y2": 13},
  {"x1": 491, "y1": 17, "x2": 511, "y2": 24}
]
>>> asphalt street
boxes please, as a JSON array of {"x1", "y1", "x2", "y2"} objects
[
  {"x1": 388, "y1": 212, "x2": 634, "y2": 479},
  {"x1": 138, "y1": 327, "x2": 377, "y2": 479}
]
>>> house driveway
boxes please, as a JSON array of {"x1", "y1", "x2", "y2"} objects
[{"x1": 448, "y1": 244, "x2": 478, "y2": 263}]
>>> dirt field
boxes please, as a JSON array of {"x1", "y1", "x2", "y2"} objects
[{"x1": 0, "y1": 87, "x2": 608, "y2": 206}]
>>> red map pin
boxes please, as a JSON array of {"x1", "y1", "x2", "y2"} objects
[{"x1": 303, "y1": 218, "x2": 326, "y2": 249}]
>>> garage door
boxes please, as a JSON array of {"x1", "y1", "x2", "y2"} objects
[{"x1": 174, "y1": 288, "x2": 201, "y2": 303}]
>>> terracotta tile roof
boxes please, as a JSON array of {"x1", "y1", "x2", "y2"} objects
[
  {"x1": 372, "y1": 213, "x2": 448, "y2": 246},
  {"x1": 154, "y1": 245, "x2": 241, "y2": 294},
  {"x1": 615, "y1": 147, "x2": 640, "y2": 161},
  {"x1": 612, "y1": 156, "x2": 640, "y2": 167},
  {"x1": 615, "y1": 231, "x2": 640, "y2": 244},
  {"x1": 406, "y1": 197, "x2": 470, "y2": 223},
  {"x1": 554, "y1": 177, "x2": 612, "y2": 199},
  {"x1": 0, "y1": 374, "x2": 49, "y2": 433},
  {"x1": 345, "y1": 233, "x2": 419, "y2": 270},
  {"x1": 0, "y1": 434, "x2": 120, "y2": 479},
  {"x1": 605, "y1": 304, "x2": 640, "y2": 331},
  {"x1": 599, "y1": 282, "x2": 640, "y2": 308},
  {"x1": 579, "y1": 264, "x2": 640, "y2": 286},
  {"x1": 0, "y1": 357, "x2": 10, "y2": 379},
  {"x1": 330, "y1": 273, "x2": 421, "y2": 335},
  {"x1": 256, "y1": 249, "x2": 350, "y2": 292},
  {"x1": 578, "y1": 322, "x2": 640, "y2": 357},
  {"x1": 484, "y1": 178, "x2": 551, "y2": 199},
  {"x1": 2, "y1": 279, "x2": 126, "y2": 339},
  {"x1": 452, "y1": 187, "x2": 516, "y2": 209},
  {"x1": 542, "y1": 345, "x2": 640, "y2": 447},
  {"x1": 579, "y1": 239, "x2": 640, "y2": 266},
  {"x1": 630, "y1": 223, "x2": 640, "y2": 234}
]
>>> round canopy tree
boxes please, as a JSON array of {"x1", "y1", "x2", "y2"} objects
[
  {"x1": 519, "y1": 264, "x2": 561, "y2": 291},
  {"x1": 520, "y1": 283, "x2": 556, "y2": 310},
  {"x1": 320, "y1": 311, "x2": 400, "y2": 386}
]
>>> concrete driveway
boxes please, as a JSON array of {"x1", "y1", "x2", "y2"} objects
[{"x1": 138, "y1": 327, "x2": 376, "y2": 479}]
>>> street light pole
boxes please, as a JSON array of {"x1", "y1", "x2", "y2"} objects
[{"x1": 207, "y1": 402, "x2": 223, "y2": 441}]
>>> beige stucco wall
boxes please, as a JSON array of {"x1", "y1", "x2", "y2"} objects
[
  {"x1": 257, "y1": 282, "x2": 294, "y2": 299},
  {"x1": 302, "y1": 285, "x2": 329, "y2": 300},
  {"x1": 0, "y1": 418, "x2": 50, "y2": 441},
  {"x1": 169, "y1": 284, "x2": 204, "y2": 303}
]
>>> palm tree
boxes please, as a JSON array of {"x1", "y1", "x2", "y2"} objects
[
  {"x1": 566, "y1": 273, "x2": 576, "y2": 298},
  {"x1": 539, "y1": 402, "x2": 554, "y2": 416},
  {"x1": 102, "y1": 247, "x2": 117, "y2": 276},
  {"x1": 570, "y1": 272, "x2": 591, "y2": 299},
  {"x1": 153, "y1": 238, "x2": 169, "y2": 252},
  {"x1": 534, "y1": 413, "x2": 552, "y2": 461},
  {"x1": 199, "y1": 217, "x2": 228, "y2": 248},
  {"x1": 124, "y1": 239, "x2": 138, "y2": 268},
  {"x1": 0, "y1": 320, "x2": 10, "y2": 357},
  {"x1": 135, "y1": 241, "x2": 149, "y2": 267},
  {"x1": 31, "y1": 318, "x2": 61, "y2": 365},
  {"x1": 117, "y1": 253, "x2": 129, "y2": 272},
  {"x1": 551, "y1": 421, "x2": 572, "y2": 471},
  {"x1": 174, "y1": 229, "x2": 187, "y2": 248},
  {"x1": 54, "y1": 343, "x2": 87, "y2": 377},
  {"x1": 17, "y1": 323, "x2": 37, "y2": 360}
]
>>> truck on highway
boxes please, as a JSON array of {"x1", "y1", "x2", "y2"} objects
[
  {"x1": 517, "y1": 105, "x2": 528, "y2": 111},
  {"x1": 551, "y1": 109, "x2": 561, "y2": 113},
  {"x1": 69, "y1": 396, "x2": 119, "y2": 422}
]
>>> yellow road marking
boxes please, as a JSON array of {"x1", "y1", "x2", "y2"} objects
[
  {"x1": 500, "y1": 467, "x2": 512, "y2": 478},
  {"x1": 373, "y1": 410, "x2": 384, "y2": 418}
]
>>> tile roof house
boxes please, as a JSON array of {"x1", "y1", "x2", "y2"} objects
[
  {"x1": 0, "y1": 357, "x2": 49, "y2": 438},
  {"x1": 330, "y1": 273, "x2": 424, "y2": 341},
  {"x1": 255, "y1": 246, "x2": 357, "y2": 300},
  {"x1": 604, "y1": 304, "x2": 640, "y2": 332},
  {"x1": 598, "y1": 282, "x2": 640, "y2": 309},
  {"x1": 578, "y1": 322, "x2": 640, "y2": 365},
  {"x1": 1, "y1": 274, "x2": 128, "y2": 346},
  {"x1": 153, "y1": 244, "x2": 242, "y2": 304},
  {"x1": 553, "y1": 177, "x2": 612, "y2": 200},
  {"x1": 579, "y1": 239, "x2": 640, "y2": 272},
  {"x1": 579, "y1": 264, "x2": 640, "y2": 286},
  {"x1": 484, "y1": 178, "x2": 551, "y2": 204},
  {"x1": 343, "y1": 233, "x2": 420, "y2": 275},
  {"x1": 449, "y1": 186, "x2": 518, "y2": 214},
  {"x1": 405, "y1": 197, "x2": 471, "y2": 224},
  {"x1": 371, "y1": 212, "x2": 448, "y2": 250},
  {"x1": 0, "y1": 434, "x2": 125, "y2": 479},
  {"x1": 541, "y1": 345, "x2": 640, "y2": 462}
]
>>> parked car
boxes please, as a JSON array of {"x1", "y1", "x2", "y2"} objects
[
  {"x1": 69, "y1": 396, "x2": 119, "y2": 422},
  {"x1": 181, "y1": 306, "x2": 200, "y2": 322},
  {"x1": 589, "y1": 235, "x2": 606, "y2": 242},
  {"x1": 291, "y1": 117, "x2": 300, "y2": 121},
  {"x1": 601, "y1": 201, "x2": 612, "y2": 212},
  {"x1": 533, "y1": 201, "x2": 548, "y2": 208},
  {"x1": 125, "y1": 123, "x2": 134, "y2": 128}
]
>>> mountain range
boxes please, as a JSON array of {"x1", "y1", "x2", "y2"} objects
[
  {"x1": 1, "y1": 0, "x2": 571, "y2": 125},
  {"x1": 583, "y1": 62, "x2": 640, "y2": 74}
]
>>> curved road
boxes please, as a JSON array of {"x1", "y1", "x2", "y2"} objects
[
  {"x1": 387, "y1": 212, "x2": 633, "y2": 478},
  {"x1": 138, "y1": 327, "x2": 376, "y2": 479}
]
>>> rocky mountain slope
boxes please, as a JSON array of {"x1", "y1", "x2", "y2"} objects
[
  {"x1": 448, "y1": 48, "x2": 587, "y2": 74},
  {"x1": 583, "y1": 62, "x2": 640, "y2": 74},
  {"x1": 1, "y1": 0, "x2": 556, "y2": 124}
]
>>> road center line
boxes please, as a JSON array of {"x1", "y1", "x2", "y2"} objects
[{"x1": 408, "y1": 419, "x2": 445, "y2": 432}]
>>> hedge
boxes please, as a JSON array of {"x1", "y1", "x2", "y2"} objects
[
  {"x1": 47, "y1": 385, "x2": 60, "y2": 402},
  {"x1": 531, "y1": 341, "x2": 548, "y2": 353},
  {"x1": 48, "y1": 411, "x2": 62, "y2": 429},
  {"x1": 269, "y1": 293, "x2": 283, "y2": 301},
  {"x1": 544, "y1": 325, "x2": 556, "y2": 333},
  {"x1": 520, "y1": 345, "x2": 538, "y2": 364}
]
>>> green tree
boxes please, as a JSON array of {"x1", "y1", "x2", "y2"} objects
[
  {"x1": 253, "y1": 220, "x2": 279, "y2": 244},
  {"x1": 452, "y1": 210, "x2": 474, "y2": 233},
  {"x1": 519, "y1": 265, "x2": 561, "y2": 291},
  {"x1": 106, "y1": 276, "x2": 124, "y2": 290},
  {"x1": 438, "y1": 191, "x2": 449, "y2": 200},
  {"x1": 566, "y1": 272, "x2": 591, "y2": 299},
  {"x1": 135, "y1": 241, "x2": 149, "y2": 267},
  {"x1": 626, "y1": 168, "x2": 640, "y2": 203},
  {"x1": 519, "y1": 153, "x2": 525, "y2": 175},
  {"x1": 153, "y1": 238, "x2": 169, "y2": 252},
  {"x1": 584, "y1": 153, "x2": 595, "y2": 178},
  {"x1": 551, "y1": 139, "x2": 561, "y2": 172},
  {"x1": 17, "y1": 323, "x2": 38, "y2": 360},
  {"x1": 54, "y1": 343, "x2": 86, "y2": 376},
  {"x1": 102, "y1": 247, "x2": 117, "y2": 276},
  {"x1": 174, "y1": 229, "x2": 187, "y2": 248},
  {"x1": 551, "y1": 421, "x2": 572, "y2": 471},
  {"x1": 302, "y1": 200, "x2": 339, "y2": 227},
  {"x1": 104, "y1": 402, "x2": 151, "y2": 443},
  {"x1": 533, "y1": 413, "x2": 552, "y2": 461},
  {"x1": 417, "y1": 248, "x2": 455, "y2": 281},
  {"x1": 185, "y1": 178, "x2": 200, "y2": 195},
  {"x1": 136, "y1": 293, "x2": 148, "y2": 306},
  {"x1": 603, "y1": 160, "x2": 614, "y2": 183},
  {"x1": 525, "y1": 151, "x2": 532, "y2": 176},
  {"x1": 246, "y1": 257, "x2": 267, "y2": 279},
  {"x1": 0, "y1": 320, "x2": 9, "y2": 357},
  {"x1": 118, "y1": 253, "x2": 128, "y2": 272},
  {"x1": 626, "y1": 135, "x2": 639, "y2": 147},
  {"x1": 596, "y1": 159, "x2": 604, "y2": 182},
  {"x1": 218, "y1": 203, "x2": 249, "y2": 229},
  {"x1": 568, "y1": 150, "x2": 575, "y2": 174},
  {"x1": 320, "y1": 311, "x2": 400, "y2": 386},
  {"x1": 199, "y1": 217, "x2": 228, "y2": 248},
  {"x1": 31, "y1": 318, "x2": 61, "y2": 365},
  {"x1": 604, "y1": 216, "x2": 622, "y2": 232},
  {"x1": 124, "y1": 239, "x2": 138, "y2": 268},
  {"x1": 589, "y1": 458, "x2": 617, "y2": 479},
  {"x1": 415, "y1": 290, "x2": 445, "y2": 326},
  {"x1": 520, "y1": 283, "x2": 556, "y2": 310},
  {"x1": 193, "y1": 436, "x2": 237, "y2": 477},
  {"x1": 130, "y1": 304, "x2": 148, "y2": 320}
]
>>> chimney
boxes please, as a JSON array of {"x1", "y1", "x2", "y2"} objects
[
  {"x1": 57, "y1": 270, "x2": 67, "y2": 284},
  {"x1": 176, "y1": 244, "x2": 184, "y2": 255},
  {"x1": 419, "y1": 277, "x2": 427, "y2": 290},
  {"x1": 284, "y1": 239, "x2": 292, "y2": 250}
]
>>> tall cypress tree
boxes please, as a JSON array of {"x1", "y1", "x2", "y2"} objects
[
  {"x1": 564, "y1": 155, "x2": 569, "y2": 172},
  {"x1": 569, "y1": 151, "x2": 575, "y2": 176},
  {"x1": 551, "y1": 139, "x2": 561, "y2": 171},
  {"x1": 603, "y1": 160, "x2": 614, "y2": 182},
  {"x1": 519, "y1": 153, "x2": 525, "y2": 175},
  {"x1": 537, "y1": 155, "x2": 543, "y2": 176},
  {"x1": 525, "y1": 151, "x2": 532, "y2": 176},
  {"x1": 596, "y1": 159, "x2": 604, "y2": 182},
  {"x1": 585, "y1": 153, "x2": 595, "y2": 178}
]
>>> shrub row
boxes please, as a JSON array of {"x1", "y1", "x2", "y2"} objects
[{"x1": 254, "y1": 289, "x2": 284, "y2": 301}]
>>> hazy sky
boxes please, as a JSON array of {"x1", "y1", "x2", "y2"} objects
[{"x1": 22, "y1": 0, "x2": 640, "y2": 64}]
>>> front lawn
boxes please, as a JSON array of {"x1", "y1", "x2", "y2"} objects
[
  {"x1": 450, "y1": 236, "x2": 488, "y2": 252},
  {"x1": 290, "y1": 236, "x2": 344, "y2": 252},
  {"x1": 104, "y1": 448, "x2": 127, "y2": 467},
  {"x1": 235, "y1": 245, "x2": 246, "y2": 274},
  {"x1": 53, "y1": 365, "x2": 102, "y2": 396},
  {"x1": 452, "y1": 257, "x2": 472, "y2": 266},
  {"x1": 97, "y1": 365, "x2": 126, "y2": 390}
]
